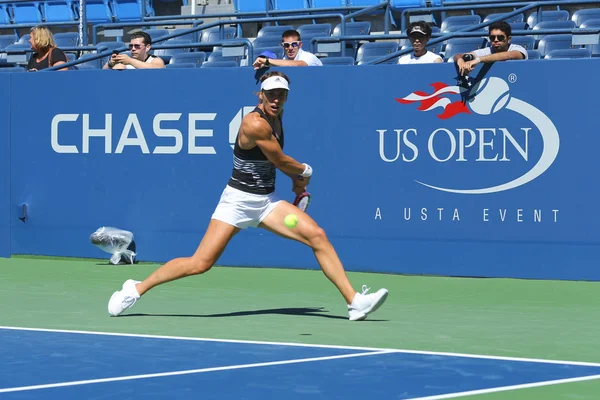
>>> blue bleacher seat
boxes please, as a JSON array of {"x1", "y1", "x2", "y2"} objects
[
  {"x1": 170, "y1": 52, "x2": 206, "y2": 66},
  {"x1": 0, "y1": 66, "x2": 26, "y2": 72},
  {"x1": 12, "y1": 2, "x2": 43, "y2": 23},
  {"x1": 252, "y1": 36, "x2": 284, "y2": 48},
  {"x1": 201, "y1": 60, "x2": 239, "y2": 68},
  {"x1": 272, "y1": 0, "x2": 307, "y2": 10},
  {"x1": 143, "y1": 29, "x2": 169, "y2": 42},
  {"x1": 152, "y1": 39, "x2": 191, "y2": 63},
  {"x1": 571, "y1": 9, "x2": 600, "y2": 27},
  {"x1": 0, "y1": 35, "x2": 18, "y2": 52},
  {"x1": 483, "y1": 12, "x2": 524, "y2": 24},
  {"x1": 527, "y1": 10, "x2": 569, "y2": 28},
  {"x1": 509, "y1": 35, "x2": 536, "y2": 50},
  {"x1": 532, "y1": 20, "x2": 576, "y2": 41},
  {"x1": 234, "y1": 0, "x2": 269, "y2": 13},
  {"x1": 443, "y1": 38, "x2": 486, "y2": 59},
  {"x1": 0, "y1": 4, "x2": 11, "y2": 24},
  {"x1": 257, "y1": 25, "x2": 294, "y2": 38},
  {"x1": 76, "y1": 54, "x2": 103, "y2": 69},
  {"x1": 537, "y1": 34, "x2": 574, "y2": 57},
  {"x1": 580, "y1": 19, "x2": 600, "y2": 56},
  {"x1": 166, "y1": 63, "x2": 196, "y2": 68},
  {"x1": 509, "y1": 22, "x2": 527, "y2": 31},
  {"x1": 54, "y1": 32, "x2": 80, "y2": 47},
  {"x1": 170, "y1": 29, "x2": 197, "y2": 42},
  {"x1": 327, "y1": 21, "x2": 371, "y2": 57},
  {"x1": 320, "y1": 56, "x2": 354, "y2": 65},
  {"x1": 112, "y1": 0, "x2": 142, "y2": 21},
  {"x1": 83, "y1": 0, "x2": 113, "y2": 22},
  {"x1": 311, "y1": 0, "x2": 347, "y2": 8},
  {"x1": 43, "y1": 0, "x2": 75, "y2": 21},
  {"x1": 440, "y1": 15, "x2": 481, "y2": 32},
  {"x1": 356, "y1": 41, "x2": 398, "y2": 64},
  {"x1": 207, "y1": 50, "x2": 242, "y2": 66},
  {"x1": 544, "y1": 48, "x2": 591, "y2": 59},
  {"x1": 527, "y1": 49, "x2": 541, "y2": 59},
  {"x1": 298, "y1": 23, "x2": 332, "y2": 37},
  {"x1": 200, "y1": 27, "x2": 237, "y2": 43}
]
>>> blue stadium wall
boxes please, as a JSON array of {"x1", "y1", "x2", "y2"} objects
[{"x1": 2, "y1": 59, "x2": 600, "y2": 280}]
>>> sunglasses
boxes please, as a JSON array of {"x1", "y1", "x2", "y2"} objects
[
  {"x1": 281, "y1": 41, "x2": 300, "y2": 49},
  {"x1": 128, "y1": 43, "x2": 144, "y2": 50},
  {"x1": 488, "y1": 35, "x2": 506, "y2": 42}
]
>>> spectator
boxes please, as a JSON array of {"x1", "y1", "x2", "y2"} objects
[
  {"x1": 104, "y1": 32, "x2": 165, "y2": 70},
  {"x1": 454, "y1": 21, "x2": 528, "y2": 75},
  {"x1": 27, "y1": 26, "x2": 68, "y2": 72},
  {"x1": 398, "y1": 21, "x2": 442, "y2": 64},
  {"x1": 253, "y1": 29, "x2": 323, "y2": 69}
]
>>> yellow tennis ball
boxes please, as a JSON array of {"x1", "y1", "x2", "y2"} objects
[{"x1": 284, "y1": 214, "x2": 298, "y2": 229}]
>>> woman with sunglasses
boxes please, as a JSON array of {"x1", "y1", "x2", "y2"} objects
[
  {"x1": 454, "y1": 21, "x2": 528, "y2": 76},
  {"x1": 104, "y1": 32, "x2": 165, "y2": 70}
]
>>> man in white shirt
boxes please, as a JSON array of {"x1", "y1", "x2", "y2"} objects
[
  {"x1": 253, "y1": 29, "x2": 323, "y2": 69},
  {"x1": 454, "y1": 21, "x2": 527, "y2": 75},
  {"x1": 104, "y1": 32, "x2": 165, "y2": 70},
  {"x1": 398, "y1": 21, "x2": 442, "y2": 64}
]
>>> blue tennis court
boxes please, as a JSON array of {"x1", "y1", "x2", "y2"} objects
[{"x1": 1, "y1": 327, "x2": 600, "y2": 399}]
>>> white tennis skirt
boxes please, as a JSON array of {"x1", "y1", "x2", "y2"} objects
[{"x1": 211, "y1": 185, "x2": 281, "y2": 229}]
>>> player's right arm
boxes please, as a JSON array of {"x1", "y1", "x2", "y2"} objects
[{"x1": 242, "y1": 114, "x2": 309, "y2": 178}]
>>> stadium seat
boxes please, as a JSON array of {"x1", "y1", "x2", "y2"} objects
[
  {"x1": 54, "y1": 32, "x2": 80, "y2": 47},
  {"x1": 443, "y1": 38, "x2": 486, "y2": 59},
  {"x1": 327, "y1": 21, "x2": 370, "y2": 57},
  {"x1": 76, "y1": 53, "x2": 103, "y2": 69},
  {"x1": 170, "y1": 52, "x2": 207, "y2": 66},
  {"x1": 207, "y1": 50, "x2": 242, "y2": 66},
  {"x1": 152, "y1": 39, "x2": 191, "y2": 63},
  {"x1": 320, "y1": 56, "x2": 354, "y2": 65},
  {"x1": 509, "y1": 35, "x2": 536, "y2": 50},
  {"x1": 200, "y1": 27, "x2": 237, "y2": 43},
  {"x1": 170, "y1": 29, "x2": 196, "y2": 42},
  {"x1": 43, "y1": 0, "x2": 75, "y2": 22},
  {"x1": 571, "y1": 9, "x2": 600, "y2": 27},
  {"x1": 166, "y1": 63, "x2": 196, "y2": 68},
  {"x1": 580, "y1": 19, "x2": 600, "y2": 56},
  {"x1": 143, "y1": 29, "x2": 169, "y2": 42},
  {"x1": 0, "y1": 35, "x2": 17, "y2": 52},
  {"x1": 83, "y1": 0, "x2": 114, "y2": 22},
  {"x1": 298, "y1": 23, "x2": 332, "y2": 52},
  {"x1": 440, "y1": 15, "x2": 481, "y2": 32},
  {"x1": 527, "y1": 49, "x2": 541, "y2": 59},
  {"x1": 234, "y1": 0, "x2": 269, "y2": 13},
  {"x1": 311, "y1": 0, "x2": 348, "y2": 9},
  {"x1": 0, "y1": 4, "x2": 11, "y2": 24},
  {"x1": 509, "y1": 22, "x2": 527, "y2": 31},
  {"x1": 544, "y1": 48, "x2": 591, "y2": 59},
  {"x1": 257, "y1": 25, "x2": 294, "y2": 38},
  {"x1": 252, "y1": 36, "x2": 284, "y2": 48},
  {"x1": 201, "y1": 60, "x2": 239, "y2": 67},
  {"x1": 356, "y1": 41, "x2": 398, "y2": 64},
  {"x1": 533, "y1": 20, "x2": 576, "y2": 34},
  {"x1": 112, "y1": 0, "x2": 143, "y2": 21},
  {"x1": 12, "y1": 2, "x2": 43, "y2": 23},
  {"x1": 483, "y1": 12, "x2": 524, "y2": 24},
  {"x1": 272, "y1": 0, "x2": 308, "y2": 10},
  {"x1": 537, "y1": 34, "x2": 574, "y2": 57},
  {"x1": 526, "y1": 10, "x2": 569, "y2": 28}
]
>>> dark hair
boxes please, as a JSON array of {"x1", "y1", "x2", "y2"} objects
[
  {"x1": 282, "y1": 29, "x2": 301, "y2": 41},
  {"x1": 130, "y1": 31, "x2": 152, "y2": 45},
  {"x1": 259, "y1": 70, "x2": 291, "y2": 85},
  {"x1": 407, "y1": 21, "x2": 432, "y2": 37},
  {"x1": 489, "y1": 21, "x2": 511, "y2": 37}
]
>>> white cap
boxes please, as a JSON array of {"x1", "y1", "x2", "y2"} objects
[{"x1": 261, "y1": 76, "x2": 290, "y2": 91}]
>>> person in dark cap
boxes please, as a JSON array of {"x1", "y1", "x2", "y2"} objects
[{"x1": 398, "y1": 21, "x2": 442, "y2": 64}]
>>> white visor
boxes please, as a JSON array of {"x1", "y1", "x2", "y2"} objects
[{"x1": 261, "y1": 76, "x2": 290, "y2": 91}]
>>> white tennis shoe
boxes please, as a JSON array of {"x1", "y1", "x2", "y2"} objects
[
  {"x1": 108, "y1": 279, "x2": 141, "y2": 317},
  {"x1": 348, "y1": 285, "x2": 389, "y2": 321}
]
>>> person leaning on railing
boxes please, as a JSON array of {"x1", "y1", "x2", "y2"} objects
[
  {"x1": 104, "y1": 31, "x2": 165, "y2": 70},
  {"x1": 253, "y1": 30, "x2": 323, "y2": 69},
  {"x1": 454, "y1": 20, "x2": 528, "y2": 75},
  {"x1": 26, "y1": 26, "x2": 68, "y2": 72}
]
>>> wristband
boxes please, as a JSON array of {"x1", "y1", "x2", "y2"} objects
[{"x1": 300, "y1": 163, "x2": 313, "y2": 177}]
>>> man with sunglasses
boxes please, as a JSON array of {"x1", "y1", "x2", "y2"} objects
[
  {"x1": 454, "y1": 21, "x2": 527, "y2": 75},
  {"x1": 104, "y1": 31, "x2": 165, "y2": 70},
  {"x1": 398, "y1": 21, "x2": 442, "y2": 64},
  {"x1": 253, "y1": 30, "x2": 322, "y2": 69}
]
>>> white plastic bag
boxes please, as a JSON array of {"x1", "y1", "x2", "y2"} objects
[{"x1": 90, "y1": 226, "x2": 136, "y2": 265}]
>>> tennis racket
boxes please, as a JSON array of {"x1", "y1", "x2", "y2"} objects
[{"x1": 293, "y1": 191, "x2": 311, "y2": 212}]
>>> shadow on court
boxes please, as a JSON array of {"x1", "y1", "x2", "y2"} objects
[{"x1": 120, "y1": 307, "x2": 388, "y2": 321}]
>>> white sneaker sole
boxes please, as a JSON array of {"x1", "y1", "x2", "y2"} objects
[{"x1": 349, "y1": 289, "x2": 389, "y2": 321}]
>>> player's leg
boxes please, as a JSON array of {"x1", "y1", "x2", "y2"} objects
[
  {"x1": 259, "y1": 201, "x2": 355, "y2": 303},
  {"x1": 108, "y1": 219, "x2": 239, "y2": 316},
  {"x1": 136, "y1": 220, "x2": 240, "y2": 295}
]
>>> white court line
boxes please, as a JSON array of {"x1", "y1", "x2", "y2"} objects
[
  {"x1": 0, "y1": 350, "x2": 393, "y2": 393},
  {"x1": 1, "y1": 325, "x2": 600, "y2": 367},
  {"x1": 406, "y1": 374, "x2": 600, "y2": 400}
]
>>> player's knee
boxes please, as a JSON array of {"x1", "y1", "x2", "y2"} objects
[
  {"x1": 306, "y1": 227, "x2": 329, "y2": 248},
  {"x1": 187, "y1": 257, "x2": 213, "y2": 275}
]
